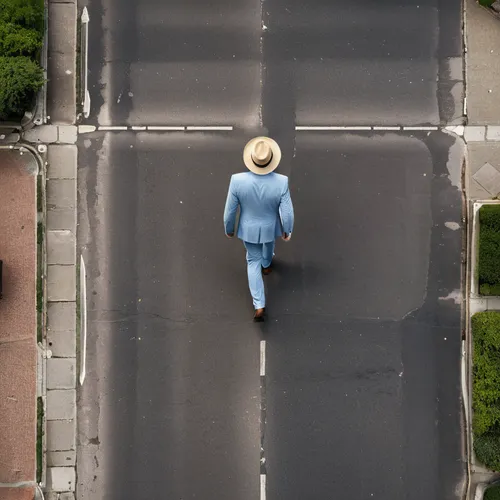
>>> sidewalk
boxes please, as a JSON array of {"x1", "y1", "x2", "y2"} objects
[
  {"x1": 0, "y1": 149, "x2": 38, "y2": 500},
  {"x1": 465, "y1": 0, "x2": 500, "y2": 200},
  {"x1": 464, "y1": 0, "x2": 500, "y2": 496}
]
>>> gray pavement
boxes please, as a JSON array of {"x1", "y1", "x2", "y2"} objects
[
  {"x1": 47, "y1": 0, "x2": 77, "y2": 124},
  {"x1": 73, "y1": 0, "x2": 467, "y2": 498}
]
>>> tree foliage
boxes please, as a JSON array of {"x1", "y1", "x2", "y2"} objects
[{"x1": 0, "y1": 56, "x2": 44, "y2": 120}]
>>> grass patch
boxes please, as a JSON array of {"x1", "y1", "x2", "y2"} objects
[
  {"x1": 486, "y1": 484, "x2": 500, "y2": 500},
  {"x1": 472, "y1": 311, "x2": 500, "y2": 470},
  {"x1": 36, "y1": 396, "x2": 43, "y2": 483},
  {"x1": 36, "y1": 220, "x2": 43, "y2": 343},
  {"x1": 479, "y1": 0, "x2": 495, "y2": 6},
  {"x1": 478, "y1": 205, "x2": 500, "y2": 295}
]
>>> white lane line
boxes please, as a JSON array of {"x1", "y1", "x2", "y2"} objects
[
  {"x1": 98, "y1": 126, "x2": 128, "y2": 131},
  {"x1": 402, "y1": 126, "x2": 439, "y2": 131},
  {"x1": 147, "y1": 126, "x2": 185, "y2": 131},
  {"x1": 297, "y1": 125, "x2": 440, "y2": 132},
  {"x1": 260, "y1": 340, "x2": 266, "y2": 377},
  {"x1": 81, "y1": 8, "x2": 91, "y2": 118},
  {"x1": 186, "y1": 126, "x2": 234, "y2": 131},
  {"x1": 260, "y1": 474, "x2": 266, "y2": 500},
  {"x1": 131, "y1": 126, "x2": 147, "y2": 131},
  {"x1": 296, "y1": 126, "x2": 371, "y2": 131},
  {"x1": 79, "y1": 255, "x2": 87, "y2": 386}
]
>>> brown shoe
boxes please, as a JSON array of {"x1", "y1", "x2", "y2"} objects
[
  {"x1": 253, "y1": 308, "x2": 266, "y2": 322},
  {"x1": 262, "y1": 264, "x2": 272, "y2": 276}
]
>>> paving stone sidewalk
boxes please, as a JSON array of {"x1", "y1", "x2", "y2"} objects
[
  {"x1": 464, "y1": 0, "x2": 500, "y2": 497},
  {"x1": 35, "y1": 0, "x2": 78, "y2": 495},
  {"x1": 0, "y1": 149, "x2": 38, "y2": 500}
]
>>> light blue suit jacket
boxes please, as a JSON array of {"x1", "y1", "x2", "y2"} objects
[{"x1": 224, "y1": 171, "x2": 294, "y2": 244}]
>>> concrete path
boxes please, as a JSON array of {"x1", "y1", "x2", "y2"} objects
[
  {"x1": 0, "y1": 149, "x2": 38, "y2": 500},
  {"x1": 464, "y1": 0, "x2": 500, "y2": 496}
]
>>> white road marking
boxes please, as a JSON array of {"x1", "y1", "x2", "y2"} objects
[
  {"x1": 98, "y1": 126, "x2": 128, "y2": 131},
  {"x1": 81, "y1": 8, "x2": 91, "y2": 118},
  {"x1": 147, "y1": 126, "x2": 185, "y2": 131},
  {"x1": 131, "y1": 126, "x2": 147, "y2": 131},
  {"x1": 402, "y1": 126, "x2": 439, "y2": 131},
  {"x1": 186, "y1": 126, "x2": 234, "y2": 131},
  {"x1": 296, "y1": 126, "x2": 370, "y2": 131},
  {"x1": 297, "y1": 125, "x2": 441, "y2": 132},
  {"x1": 78, "y1": 125, "x2": 96, "y2": 134},
  {"x1": 79, "y1": 255, "x2": 87, "y2": 385},
  {"x1": 260, "y1": 474, "x2": 266, "y2": 500},
  {"x1": 260, "y1": 340, "x2": 266, "y2": 376}
]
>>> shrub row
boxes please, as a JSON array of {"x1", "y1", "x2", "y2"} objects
[
  {"x1": 472, "y1": 311, "x2": 500, "y2": 471},
  {"x1": 479, "y1": 205, "x2": 500, "y2": 295},
  {"x1": 485, "y1": 484, "x2": 500, "y2": 500},
  {"x1": 0, "y1": 0, "x2": 44, "y2": 120}
]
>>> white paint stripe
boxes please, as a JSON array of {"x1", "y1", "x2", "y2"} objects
[
  {"x1": 131, "y1": 126, "x2": 147, "y2": 131},
  {"x1": 186, "y1": 126, "x2": 233, "y2": 131},
  {"x1": 341, "y1": 126, "x2": 372, "y2": 130},
  {"x1": 296, "y1": 126, "x2": 371, "y2": 131},
  {"x1": 147, "y1": 126, "x2": 185, "y2": 131},
  {"x1": 402, "y1": 126, "x2": 439, "y2": 131},
  {"x1": 260, "y1": 340, "x2": 266, "y2": 376},
  {"x1": 79, "y1": 255, "x2": 87, "y2": 386},
  {"x1": 260, "y1": 474, "x2": 266, "y2": 500},
  {"x1": 98, "y1": 126, "x2": 128, "y2": 131},
  {"x1": 373, "y1": 126, "x2": 401, "y2": 131}
]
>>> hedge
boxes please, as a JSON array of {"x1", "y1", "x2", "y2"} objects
[
  {"x1": 472, "y1": 311, "x2": 500, "y2": 470},
  {"x1": 0, "y1": 0, "x2": 45, "y2": 32},
  {"x1": 0, "y1": 57, "x2": 44, "y2": 120},
  {"x1": 0, "y1": 23, "x2": 42, "y2": 57},
  {"x1": 486, "y1": 484, "x2": 500, "y2": 500},
  {"x1": 0, "y1": 0, "x2": 44, "y2": 120},
  {"x1": 479, "y1": 205, "x2": 500, "y2": 296}
]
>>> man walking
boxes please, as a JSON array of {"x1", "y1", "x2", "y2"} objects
[{"x1": 224, "y1": 137, "x2": 294, "y2": 322}]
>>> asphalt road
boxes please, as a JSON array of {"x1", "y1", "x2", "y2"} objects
[{"x1": 77, "y1": 0, "x2": 466, "y2": 498}]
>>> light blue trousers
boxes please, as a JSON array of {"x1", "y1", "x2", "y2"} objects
[{"x1": 243, "y1": 240, "x2": 275, "y2": 309}]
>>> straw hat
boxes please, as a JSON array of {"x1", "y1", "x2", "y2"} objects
[{"x1": 243, "y1": 137, "x2": 281, "y2": 175}]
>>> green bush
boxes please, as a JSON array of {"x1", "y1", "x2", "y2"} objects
[
  {"x1": 485, "y1": 484, "x2": 500, "y2": 500},
  {"x1": 0, "y1": 0, "x2": 44, "y2": 119},
  {"x1": 472, "y1": 312, "x2": 500, "y2": 436},
  {"x1": 0, "y1": 0, "x2": 44, "y2": 32},
  {"x1": 472, "y1": 311, "x2": 500, "y2": 471},
  {"x1": 479, "y1": 205, "x2": 500, "y2": 295},
  {"x1": 0, "y1": 23, "x2": 42, "y2": 57},
  {"x1": 475, "y1": 432, "x2": 500, "y2": 472},
  {"x1": 0, "y1": 56, "x2": 44, "y2": 120}
]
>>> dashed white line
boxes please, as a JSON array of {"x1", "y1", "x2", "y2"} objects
[
  {"x1": 131, "y1": 126, "x2": 147, "y2": 131},
  {"x1": 98, "y1": 126, "x2": 128, "y2": 131},
  {"x1": 296, "y1": 125, "x2": 441, "y2": 132},
  {"x1": 147, "y1": 126, "x2": 185, "y2": 131},
  {"x1": 186, "y1": 126, "x2": 233, "y2": 131},
  {"x1": 402, "y1": 126, "x2": 439, "y2": 131},
  {"x1": 296, "y1": 126, "x2": 371, "y2": 131},
  {"x1": 79, "y1": 255, "x2": 87, "y2": 386},
  {"x1": 260, "y1": 340, "x2": 266, "y2": 377},
  {"x1": 260, "y1": 474, "x2": 266, "y2": 500}
]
